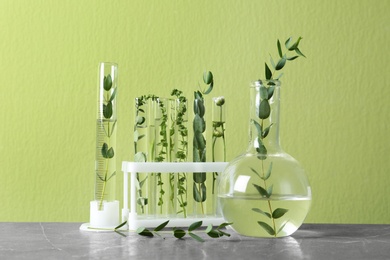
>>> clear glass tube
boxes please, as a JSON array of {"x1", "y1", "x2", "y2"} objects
[{"x1": 95, "y1": 62, "x2": 118, "y2": 211}]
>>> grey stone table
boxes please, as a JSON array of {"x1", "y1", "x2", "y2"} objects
[{"x1": 0, "y1": 223, "x2": 389, "y2": 259}]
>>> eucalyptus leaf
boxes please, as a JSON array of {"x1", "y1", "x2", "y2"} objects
[
  {"x1": 295, "y1": 48, "x2": 306, "y2": 57},
  {"x1": 200, "y1": 182, "x2": 207, "y2": 202},
  {"x1": 154, "y1": 220, "x2": 169, "y2": 231},
  {"x1": 259, "y1": 86, "x2": 268, "y2": 100},
  {"x1": 217, "y1": 222, "x2": 233, "y2": 229},
  {"x1": 114, "y1": 221, "x2": 127, "y2": 231},
  {"x1": 203, "y1": 82, "x2": 213, "y2": 95},
  {"x1": 252, "y1": 119, "x2": 262, "y2": 136},
  {"x1": 272, "y1": 208, "x2": 289, "y2": 219},
  {"x1": 193, "y1": 172, "x2": 206, "y2": 183},
  {"x1": 193, "y1": 183, "x2": 202, "y2": 202},
  {"x1": 189, "y1": 232, "x2": 205, "y2": 242},
  {"x1": 107, "y1": 147, "x2": 114, "y2": 158},
  {"x1": 109, "y1": 88, "x2": 117, "y2": 102},
  {"x1": 288, "y1": 36, "x2": 302, "y2": 50},
  {"x1": 207, "y1": 230, "x2": 222, "y2": 238},
  {"x1": 285, "y1": 37, "x2": 292, "y2": 49},
  {"x1": 188, "y1": 221, "x2": 203, "y2": 232},
  {"x1": 252, "y1": 208, "x2": 271, "y2": 219},
  {"x1": 287, "y1": 56, "x2": 299, "y2": 61},
  {"x1": 107, "y1": 171, "x2": 116, "y2": 181},
  {"x1": 258, "y1": 100, "x2": 271, "y2": 119},
  {"x1": 277, "y1": 39, "x2": 283, "y2": 58},
  {"x1": 253, "y1": 184, "x2": 268, "y2": 197},
  {"x1": 269, "y1": 55, "x2": 276, "y2": 69},
  {"x1": 103, "y1": 74, "x2": 112, "y2": 91},
  {"x1": 265, "y1": 63, "x2": 272, "y2": 80},
  {"x1": 275, "y1": 58, "x2": 286, "y2": 70},
  {"x1": 173, "y1": 229, "x2": 186, "y2": 239},
  {"x1": 267, "y1": 86, "x2": 275, "y2": 99},
  {"x1": 250, "y1": 167, "x2": 261, "y2": 178},
  {"x1": 101, "y1": 143, "x2": 108, "y2": 158},
  {"x1": 267, "y1": 185, "x2": 273, "y2": 198},
  {"x1": 103, "y1": 102, "x2": 113, "y2": 118},
  {"x1": 258, "y1": 221, "x2": 275, "y2": 236},
  {"x1": 264, "y1": 162, "x2": 273, "y2": 180},
  {"x1": 136, "y1": 227, "x2": 154, "y2": 237},
  {"x1": 203, "y1": 71, "x2": 213, "y2": 85},
  {"x1": 262, "y1": 124, "x2": 273, "y2": 138}
]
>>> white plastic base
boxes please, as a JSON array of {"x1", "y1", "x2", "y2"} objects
[{"x1": 79, "y1": 200, "x2": 120, "y2": 231}]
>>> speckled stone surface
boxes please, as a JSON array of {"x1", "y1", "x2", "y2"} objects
[{"x1": 0, "y1": 223, "x2": 389, "y2": 259}]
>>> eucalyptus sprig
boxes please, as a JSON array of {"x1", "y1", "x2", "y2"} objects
[
  {"x1": 97, "y1": 73, "x2": 117, "y2": 210},
  {"x1": 251, "y1": 37, "x2": 305, "y2": 237},
  {"x1": 193, "y1": 71, "x2": 214, "y2": 213},
  {"x1": 136, "y1": 220, "x2": 232, "y2": 243}
]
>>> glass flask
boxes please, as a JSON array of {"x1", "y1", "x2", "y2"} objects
[{"x1": 218, "y1": 80, "x2": 311, "y2": 238}]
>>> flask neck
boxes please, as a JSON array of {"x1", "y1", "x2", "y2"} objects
[{"x1": 247, "y1": 80, "x2": 282, "y2": 154}]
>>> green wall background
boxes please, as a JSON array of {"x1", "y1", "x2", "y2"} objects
[{"x1": 1, "y1": 0, "x2": 389, "y2": 223}]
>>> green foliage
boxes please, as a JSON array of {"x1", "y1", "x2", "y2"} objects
[
  {"x1": 97, "y1": 72, "x2": 117, "y2": 210},
  {"x1": 250, "y1": 37, "x2": 305, "y2": 236},
  {"x1": 136, "y1": 220, "x2": 232, "y2": 243},
  {"x1": 193, "y1": 71, "x2": 214, "y2": 212}
]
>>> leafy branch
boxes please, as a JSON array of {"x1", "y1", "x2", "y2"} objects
[
  {"x1": 136, "y1": 220, "x2": 232, "y2": 243},
  {"x1": 251, "y1": 36, "x2": 305, "y2": 236},
  {"x1": 193, "y1": 71, "x2": 214, "y2": 213},
  {"x1": 97, "y1": 74, "x2": 117, "y2": 210}
]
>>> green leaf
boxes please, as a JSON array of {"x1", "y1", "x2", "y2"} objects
[
  {"x1": 277, "y1": 39, "x2": 283, "y2": 58},
  {"x1": 258, "y1": 100, "x2": 271, "y2": 119},
  {"x1": 200, "y1": 182, "x2": 207, "y2": 202},
  {"x1": 193, "y1": 172, "x2": 206, "y2": 183},
  {"x1": 263, "y1": 162, "x2": 273, "y2": 180},
  {"x1": 267, "y1": 185, "x2": 273, "y2": 197},
  {"x1": 107, "y1": 171, "x2": 116, "y2": 181},
  {"x1": 261, "y1": 123, "x2": 273, "y2": 138},
  {"x1": 205, "y1": 224, "x2": 213, "y2": 234},
  {"x1": 250, "y1": 167, "x2": 261, "y2": 179},
  {"x1": 256, "y1": 144, "x2": 267, "y2": 160},
  {"x1": 101, "y1": 143, "x2": 108, "y2": 158},
  {"x1": 103, "y1": 74, "x2": 112, "y2": 91},
  {"x1": 288, "y1": 36, "x2": 303, "y2": 51},
  {"x1": 272, "y1": 208, "x2": 289, "y2": 219},
  {"x1": 267, "y1": 86, "x2": 275, "y2": 99},
  {"x1": 109, "y1": 88, "x2": 117, "y2": 102},
  {"x1": 173, "y1": 229, "x2": 186, "y2": 239},
  {"x1": 287, "y1": 56, "x2": 299, "y2": 61},
  {"x1": 252, "y1": 208, "x2": 271, "y2": 219},
  {"x1": 257, "y1": 221, "x2": 275, "y2": 236},
  {"x1": 136, "y1": 227, "x2": 154, "y2": 237},
  {"x1": 207, "y1": 229, "x2": 223, "y2": 238},
  {"x1": 203, "y1": 71, "x2": 213, "y2": 85},
  {"x1": 285, "y1": 37, "x2": 292, "y2": 49},
  {"x1": 275, "y1": 58, "x2": 286, "y2": 70},
  {"x1": 193, "y1": 183, "x2": 202, "y2": 202},
  {"x1": 107, "y1": 147, "x2": 114, "y2": 158},
  {"x1": 114, "y1": 221, "x2": 127, "y2": 231},
  {"x1": 253, "y1": 184, "x2": 268, "y2": 197},
  {"x1": 265, "y1": 63, "x2": 272, "y2": 80},
  {"x1": 252, "y1": 119, "x2": 262, "y2": 136},
  {"x1": 154, "y1": 220, "x2": 169, "y2": 231},
  {"x1": 189, "y1": 232, "x2": 205, "y2": 242},
  {"x1": 188, "y1": 221, "x2": 203, "y2": 232},
  {"x1": 217, "y1": 222, "x2": 233, "y2": 229},
  {"x1": 259, "y1": 86, "x2": 268, "y2": 100},
  {"x1": 295, "y1": 48, "x2": 306, "y2": 58},
  {"x1": 103, "y1": 102, "x2": 113, "y2": 118}
]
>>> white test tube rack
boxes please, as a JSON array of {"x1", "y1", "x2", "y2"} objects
[{"x1": 121, "y1": 162, "x2": 228, "y2": 230}]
